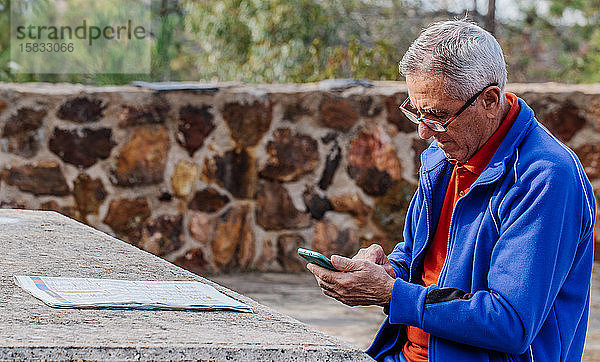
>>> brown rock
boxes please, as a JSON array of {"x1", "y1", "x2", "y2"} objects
[
  {"x1": 222, "y1": 101, "x2": 272, "y2": 147},
  {"x1": 412, "y1": 138, "x2": 430, "y2": 172},
  {"x1": 528, "y1": 98, "x2": 585, "y2": 142},
  {"x1": 174, "y1": 248, "x2": 214, "y2": 275},
  {"x1": 347, "y1": 126, "x2": 403, "y2": 196},
  {"x1": 237, "y1": 224, "x2": 255, "y2": 270},
  {"x1": 40, "y1": 200, "x2": 60, "y2": 212},
  {"x1": 189, "y1": 205, "x2": 255, "y2": 270},
  {"x1": 587, "y1": 97, "x2": 600, "y2": 133},
  {"x1": 0, "y1": 98, "x2": 6, "y2": 114},
  {"x1": 283, "y1": 97, "x2": 312, "y2": 122},
  {"x1": 2, "y1": 107, "x2": 46, "y2": 158},
  {"x1": 313, "y1": 220, "x2": 359, "y2": 258},
  {"x1": 49, "y1": 127, "x2": 115, "y2": 168},
  {"x1": 112, "y1": 125, "x2": 170, "y2": 186},
  {"x1": 259, "y1": 128, "x2": 319, "y2": 182},
  {"x1": 303, "y1": 186, "x2": 332, "y2": 220},
  {"x1": 202, "y1": 148, "x2": 256, "y2": 199},
  {"x1": 2, "y1": 107, "x2": 46, "y2": 136},
  {"x1": 188, "y1": 188, "x2": 230, "y2": 213},
  {"x1": 385, "y1": 93, "x2": 416, "y2": 133},
  {"x1": 118, "y1": 100, "x2": 170, "y2": 127},
  {"x1": 0, "y1": 199, "x2": 28, "y2": 209},
  {"x1": 255, "y1": 181, "x2": 311, "y2": 231},
  {"x1": 4, "y1": 161, "x2": 69, "y2": 196},
  {"x1": 40, "y1": 200, "x2": 83, "y2": 222},
  {"x1": 575, "y1": 143, "x2": 600, "y2": 179},
  {"x1": 177, "y1": 105, "x2": 215, "y2": 156},
  {"x1": 212, "y1": 204, "x2": 254, "y2": 270},
  {"x1": 349, "y1": 94, "x2": 383, "y2": 117},
  {"x1": 73, "y1": 173, "x2": 107, "y2": 216},
  {"x1": 189, "y1": 212, "x2": 215, "y2": 244},
  {"x1": 318, "y1": 141, "x2": 341, "y2": 190},
  {"x1": 372, "y1": 179, "x2": 417, "y2": 240},
  {"x1": 138, "y1": 214, "x2": 184, "y2": 256},
  {"x1": 277, "y1": 233, "x2": 305, "y2": 272},
  {"x1": 56, "y1": 96, "x2": 105, "y2": 123},
  {"x1": 2, "y1": 132, "x2": 40, "y2": 158},
  {"x1": 103, "y1": 198, "x2": 151, "y2": 240},
  {"x1": 170, "y1": 160, "x2": 199, "y2": 198},
  {"x1": 319, "y1": 93, "x2": 359, "y2": 131},
  {"x1": 256, "y1": 238, "x2": 278, "y2": 272},
  {"x1": 330, "y1": 193, "x2": 372, "y2": 226}
]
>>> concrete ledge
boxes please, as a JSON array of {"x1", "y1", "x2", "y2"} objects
[{"x1": 0, "y1": 210, "x2": 371, "y2": 361}]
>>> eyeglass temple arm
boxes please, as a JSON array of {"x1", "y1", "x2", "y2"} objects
[{"x1": 443, "y1": 82, "x2": 499, "y2": 126}]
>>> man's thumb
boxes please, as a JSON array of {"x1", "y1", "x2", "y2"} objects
[{"x1": 331, "y1": 255, "x2": 358, "y2": 271}]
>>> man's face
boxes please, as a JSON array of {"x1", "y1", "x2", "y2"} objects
[{"x1": 405, "y1": 75, "x2": 492, "y2": 163}]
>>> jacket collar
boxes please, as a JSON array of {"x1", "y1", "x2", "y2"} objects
[{"x1": 420, "y1": 97, "x2": 536, "y2": 183}]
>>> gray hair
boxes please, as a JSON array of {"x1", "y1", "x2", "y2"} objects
[{"x1": 399, "y1": 20, "x2": 507, "y2": 100}]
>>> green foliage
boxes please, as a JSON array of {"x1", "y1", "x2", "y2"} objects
[
  {"x1": 0, "y1": 0, "x2": 411, "y2": 84},
  {"x1": 544, "y1": 0, "x2": 600, "y2": 82},
  {"x1": 0, "y1": 0, "x2": 599, "y2": 84},
  {"x1": 179, "y1": 0, "x2": 397, "y2": 82}
]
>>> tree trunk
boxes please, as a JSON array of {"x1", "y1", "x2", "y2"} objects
[{"x1": 486, "y1": 0, "x2": 496, "y2": 35}]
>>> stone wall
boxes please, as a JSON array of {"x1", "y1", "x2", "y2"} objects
[{"x1": 1, "y1": 81, "x2": 599, "y2": 274}]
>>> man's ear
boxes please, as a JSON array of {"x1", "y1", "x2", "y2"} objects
[{"x1": 482, "y1": 86, "x2": 501, "y2": 110}]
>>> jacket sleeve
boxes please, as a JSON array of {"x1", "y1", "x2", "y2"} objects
[
  {"x1": 387, "y1": 183, "x2": 423, "y2": 281},
  {"x1": 386, "y1": 160, "x2": 596, "y2": 354}
]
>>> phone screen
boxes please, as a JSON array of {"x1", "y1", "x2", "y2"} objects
[{"x1": 297, "y1": 248, "x2": 338, "y2": 271}]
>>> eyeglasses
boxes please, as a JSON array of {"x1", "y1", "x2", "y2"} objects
[{"x1": 399, "y1": 82, "x2": 499, "y2": 132}]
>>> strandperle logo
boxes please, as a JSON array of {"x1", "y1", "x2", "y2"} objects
[
  {"x1": 15, "y1": 19, "x2": 148, "y2": 46},
  {"x1": 10, "y1": 0, "x2": 151, "y2": 74}
]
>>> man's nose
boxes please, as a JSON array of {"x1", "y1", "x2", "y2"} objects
[{"x1": 418, "y1": 122, "x2": 437, "y2": 139}]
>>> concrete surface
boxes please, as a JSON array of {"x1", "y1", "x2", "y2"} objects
[
  {"x1": 212, "y1": 272, "x2": 386, "y2": 351},
  {"x1": 0, "y1": 210, "x2": 371, "y2": 361},
  {"x1": 213, "y1": 265, "x2": 600, "y2": 361}
]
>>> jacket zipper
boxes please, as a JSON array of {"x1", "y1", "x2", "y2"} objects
[
  {"x1": 436, "y1": 171, "x2": 505, "y2": 286},
  {"x1": 437, "y1": 196, "x2": 462, "y2": 285},
  {"x1": 430, "y1": 173, "x2": 507, "y2": 362},
  {"x1": 409, "y1": 171, "x2": 433, "y2": 282}
]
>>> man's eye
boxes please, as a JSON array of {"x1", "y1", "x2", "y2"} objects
[{"x1": 426, "y1": 111, "x2": 446, "y2": 119}]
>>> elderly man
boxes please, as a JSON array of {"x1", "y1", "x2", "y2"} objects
[{"x1": 307, "y1": 20, "x2": 595, "y2": 361}]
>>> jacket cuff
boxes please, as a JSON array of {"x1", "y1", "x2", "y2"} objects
[
  {"x1": 389, "y1": 259, "x2": 409, "y2": 281},
  {"x1": 388, "y1": 278, "x2": 429, "y2": 327}
]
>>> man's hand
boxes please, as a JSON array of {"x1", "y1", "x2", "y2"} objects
[
  {"x1": 307, "y1": 255, "x2": 395, "y2": 307},
  {"x1": 352, "y1": 244, "x2": 396, "y2": 278}
]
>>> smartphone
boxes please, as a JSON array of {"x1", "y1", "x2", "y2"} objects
[{"x1": 297, "y1": 248, "x2": 338, "y2": 271}]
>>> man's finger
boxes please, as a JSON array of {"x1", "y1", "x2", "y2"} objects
[
  {"x1": 307, "y1": 263, "x2": 338, "y2": 286},
  {"x1": 316, "y1": 278, "x2": 337, "y2": 293},
  {"x1": 306, "y1": 262, "x2": 327, "y2": 277},
  {"x1": 383, "y1": 263, "x2": 396, "y2": 278},
  {"x1": 322, "y1": 287, "x2": 342, "y2": 300},
  {"x1": 331, "y1": 255, "x2": 360, "y2": 271}
]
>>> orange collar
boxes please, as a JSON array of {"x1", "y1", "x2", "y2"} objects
[{"x1": 453, "y1": 93, "x2": 520, "y2": 175}]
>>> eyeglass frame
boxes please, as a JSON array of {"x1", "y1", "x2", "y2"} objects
[{"x1": 399, "y1": 82, "x2": 499, "y2": 132}]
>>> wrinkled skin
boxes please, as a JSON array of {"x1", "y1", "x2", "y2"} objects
[
  {"x1": 407, "y1": 74, "x2": 508, "y2": 163},
  {"x1": 307, "y1": 244, "x2": 396, "y2": 306}
]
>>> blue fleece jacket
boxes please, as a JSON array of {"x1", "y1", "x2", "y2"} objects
[{"x1": 366, "y1": 98, "x2": 596, "y2": 361}]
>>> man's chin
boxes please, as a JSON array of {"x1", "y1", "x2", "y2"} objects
[
  {"x1": 438, "y1": 143, "x2": 465, "y2": 162},
  {"x1": 437, "y1": 140, "x2": 455, "y2": 153}
]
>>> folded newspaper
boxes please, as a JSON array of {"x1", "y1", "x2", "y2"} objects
[{"x1": 14, "y1": 276, "x2": 252, "y2": 312}]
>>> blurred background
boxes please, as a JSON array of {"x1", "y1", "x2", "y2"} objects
[{"x1": 1, "y1": 0, "x2": 599, "y2": 85}]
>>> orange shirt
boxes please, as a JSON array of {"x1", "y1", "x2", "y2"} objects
[{"x1": 403, "y1": 93, "x2": 520, "y2": 362}]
